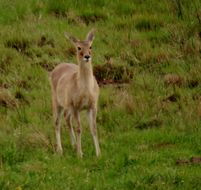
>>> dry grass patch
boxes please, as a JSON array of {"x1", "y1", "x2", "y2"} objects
[
  {"x1": 94, "y1": 63, "x2": 134, "y2": 85},
  {"x1": 114, "y1": 89, "x2": 135, "y2": 115},
  {"x1": 0, "y1": 89, "x2": 17, "y2": 108},
  {"x1": 21, "y1": 128, "x2": 53, "y2": 152},
  {"x1": 164, "y1": 73, "x2": 183, "y2": 87}
]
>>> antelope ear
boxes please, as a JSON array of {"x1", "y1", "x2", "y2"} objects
[
  {"x1": 86, "y1": 29, "x2": 95, "y2": 42},
  {"x1": 64, "y1": 32, "x2": 79, "y2": 45}
]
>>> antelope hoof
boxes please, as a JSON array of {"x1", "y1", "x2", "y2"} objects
[
  {"x1": 77, "y1": 151, "x2": 83, "y2": 158},
  {"x1": 56, "y1": 147, "x2": 63, "y2": 155},
  {"x1": 96, "y1": 151, "x2": 101, "y2": 157}
]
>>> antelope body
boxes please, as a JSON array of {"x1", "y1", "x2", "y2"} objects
[{"x1": 50, "y1": 30, "x2": 100, "y2": 158}]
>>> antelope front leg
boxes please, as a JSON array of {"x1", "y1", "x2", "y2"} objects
[
  {"x1": 55, "y1": 106, "x2": 63, "y2": 154},
  {"x1": 74, "y1": 111, "x2": 83, "y2": 158},
  {"x1": 64, "y1": 111, "x2": 76, "y2": 149},
  {"x1": 88, "y1": 108, "x2": 101, "y2": 157}
]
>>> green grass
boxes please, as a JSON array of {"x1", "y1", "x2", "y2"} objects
[{"x1": 1, "y1": 0, "x2": 201, "y2": 189}]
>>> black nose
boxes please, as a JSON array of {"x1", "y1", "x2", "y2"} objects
[{"x1": 84, "y1": 55, "x2": 90, "y2": 59}]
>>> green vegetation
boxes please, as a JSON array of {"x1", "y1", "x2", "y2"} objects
[{"x1": 0, "y1": 0, "x2": 201, "y2": 189}]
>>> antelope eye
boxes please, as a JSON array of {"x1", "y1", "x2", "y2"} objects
[
  {"x1": 77, "y1": 47, "x2": 81, "y2": 51},
  {"x1": 89, "y1": 46, "x2": 92, "y2": 49}
]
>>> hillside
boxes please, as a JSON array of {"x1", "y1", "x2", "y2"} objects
[{"x1": 0, "y1": 0, "x2": 201, "y2": 189}]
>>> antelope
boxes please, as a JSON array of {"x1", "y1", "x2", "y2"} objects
[{"x1": 49, "y1": 29, "x2": 100, "y2": 158}]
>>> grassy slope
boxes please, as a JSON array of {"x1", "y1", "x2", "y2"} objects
[{"x1": 0, "y1": 0, "x2": 201, "y2": 189}]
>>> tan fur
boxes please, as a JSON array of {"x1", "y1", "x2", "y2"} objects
[{"x1": 50, "y1": 30, "x2": 100, "y2": 158}]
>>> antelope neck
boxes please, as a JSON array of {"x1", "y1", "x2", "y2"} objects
[{"x1": 78, "y1": 61, "x2": 94, "y2": 89}]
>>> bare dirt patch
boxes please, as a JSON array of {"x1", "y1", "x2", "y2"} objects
[
  {"x1": 152, "y1": 142, "x2": 175, "y2": 149},
  {"x1": 135, "y1": 118, "x2": 162, "y2": 130},
  {"x1": 187, "y1": 79, "x2": 199, "y2": 89},
  {"x1": 176, "y1": 157, "x2": 201, "y2": 165},
  {"x1": 163, "y1": 93, "x2": 180, "y2": 102}
]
